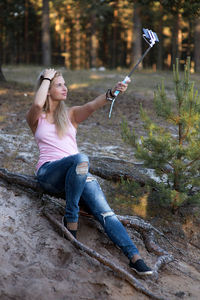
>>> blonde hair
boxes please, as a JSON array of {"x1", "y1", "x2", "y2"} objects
[{"x1": 36, "y1": 70, "x2": 69, "y2": 138}]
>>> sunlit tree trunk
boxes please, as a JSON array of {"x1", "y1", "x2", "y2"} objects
[
  {"x1": 133, "y1": 2, "x2": 142, "y2": 69},
  {"x1": 125, "y1": 28, "x2": 132, "y2": 67},
  {"x1": 194, "y1": 17, "x2": 200, "y2": 72},
  {"x1": 171, "y1": 12, "x2": 182, "y2": 67},
  {"x1": 74, "y1": 12, "x2": 81, "y2": 69},
  {"x1": 111, "y1": 1, "x2": 118, "y2": 68},
  {"x1": 65, "y1": 27, "x2": 71, "y2": 69},
  {"x1": 42, "y1": 0, "x2": 51, "y2": 66},
  {"x1": 90, "y1": 14, "x2": 98, "y2": 68}
]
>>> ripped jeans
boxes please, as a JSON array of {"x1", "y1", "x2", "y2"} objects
[{"x1": 37, "y1": 153, "x2": 139, "y2": 259}]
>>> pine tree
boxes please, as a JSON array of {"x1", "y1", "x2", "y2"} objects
[{"x1": 122, "y1": 57, "x2": 200, "y2": 209}]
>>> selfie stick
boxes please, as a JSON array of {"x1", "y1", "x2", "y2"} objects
[{"x1": 108, "y1": 28, "x2": 159, "y2": 118}]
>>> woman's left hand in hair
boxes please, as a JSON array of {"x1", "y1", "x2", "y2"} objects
[{"x1": 44, "y1": 68, "x2": 57, "y2": 80}]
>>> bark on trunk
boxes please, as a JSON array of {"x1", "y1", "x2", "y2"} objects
[
  {"x1": 133, "y1": 3, "x2": 142, "y2": 70},
  {"x1": 0, "y1": 64, "x2": 6, "y2": 82},
  {"x1": 90, "y1": 15, "x2": 98, "y2": 69},
  {"x1": 42, "y1": 0, "x2": 51, "y2": 66},
  {"x1": 171, "y1": 12, "x2": 182, "y2": 67},
  {"x1": 194, "y1": 17, "x2": 200, "y2": 73},
  {"x1": 157, "y1": 7, "x2": 164, "y2": 70},
  {"x1": 0, "y1": 31, "x2": 6, "y2": 81}
]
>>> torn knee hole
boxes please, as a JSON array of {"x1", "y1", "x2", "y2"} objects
[
  {"x1": 76, "y1": 162, "x2": 88, "y2": 175},
  {"x1": 101, "y1": 211, "x2": 115, "y2": 224}
]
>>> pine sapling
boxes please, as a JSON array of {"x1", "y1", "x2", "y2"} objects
[{"x1": 122, "y1": 57, "x2": 200, "y2": 209}]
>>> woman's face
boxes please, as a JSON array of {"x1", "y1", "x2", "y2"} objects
[{"x1": 48, "y1": 75, "x2": 68, "y2": 101}]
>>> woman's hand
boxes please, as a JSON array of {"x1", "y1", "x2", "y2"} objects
[
  {"x1": 43, "y1": 68, "x2": 57, "y2": 81},
  {"x1": 112, "y1": 78, "x2": 131, "y2": 94}
]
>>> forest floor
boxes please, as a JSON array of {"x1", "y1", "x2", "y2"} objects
[{"x1": 0, "y1": 70, "x2": 200, "y2": 300}]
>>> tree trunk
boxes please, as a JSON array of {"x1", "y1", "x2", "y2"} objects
[
  {"x1": 75, "y1": 12, "x2": 81, "y2": 69},
  {"x1": 157, "y1": 7, "x2": 164, "y2": 70},
  {"x1": 194, "y1": 17, "x2": 200, "y2": 72},
  {"x1": 90, "y1": 14, "x2": 98, "y2": 69},
  {"x1": 24, "y1": 0, "x2": 29, "y2": 64},
  {"x1": 171, "y1": 12, "x2": 182, "y2": 67},
  {"x1": 42, "y1": 0, "x2": 51, "y2": 66},
  {"x1": 133, "y1": 2, "x2": 142, "y2": 70},
  {"x1": 111, "y1": 1, "x2": 118, "y2": 69},
  {"x1": 0, "y1": 64, "x2": 6, "y2": 82},
  {"x1": 0, "y1": 31, "x2": 6, "y2": 81}
]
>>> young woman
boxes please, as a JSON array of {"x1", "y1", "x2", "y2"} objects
[{"x1": 26, "y1": 68, "x2": 153, "y2": 276}]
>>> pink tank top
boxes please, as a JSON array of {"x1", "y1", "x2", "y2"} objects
[{"x1": 34, "y1": 113, "x2": 79, "y2": 171}]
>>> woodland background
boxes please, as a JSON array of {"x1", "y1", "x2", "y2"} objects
[
  {"x1": 0, "y1": 0, "x2": 200, "y2": 77},
  {"x1": 0, "y1": 2, "x2": 200, "y2": 299}
]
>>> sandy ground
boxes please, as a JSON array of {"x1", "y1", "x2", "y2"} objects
[
  {"x1": 0, "y1": 180, "x2": 200, "y2": 300},
  {"x1": 0, "y1": 82, "x2": 200, "y2": 299}
]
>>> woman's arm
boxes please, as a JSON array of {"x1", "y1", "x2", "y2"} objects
[
  {"x1": 70, "y1": 80, "x2": 130, "y2": 126},
  {"x1": 26, "y1": 69, "x2": 56, "y2": 133}
]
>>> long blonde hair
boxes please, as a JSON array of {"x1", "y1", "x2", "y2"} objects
[{"x1": 36, "y1": 71, "x2": 69, "y2": 138}]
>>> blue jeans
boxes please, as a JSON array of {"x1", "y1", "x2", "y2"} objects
[{"x1": 37, "y1": 153, "x2": 139, "y2": 259}]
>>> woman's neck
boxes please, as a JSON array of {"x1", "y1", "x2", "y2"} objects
[
  {"x1": 45, "y1": 100, "x2": 58, "y2": 123},
  {"x1": 48, "y1": 99, "x2": 59, "y2": 113}
]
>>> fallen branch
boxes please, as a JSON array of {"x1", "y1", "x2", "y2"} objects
[{"x1": 43, "y1": 210, "x2": 167, "y2": 300}]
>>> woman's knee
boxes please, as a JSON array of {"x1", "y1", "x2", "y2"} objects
[{"x1": 75, "y1": 153, "x2": 89, "y2": 175}]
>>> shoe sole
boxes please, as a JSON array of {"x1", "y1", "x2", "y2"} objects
[{"x1": 130, "y1": 267, "x2": 153, "y2": 275}]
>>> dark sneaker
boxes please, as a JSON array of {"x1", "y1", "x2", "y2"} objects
[
  {"x1": 129, "y1": 259, "x2": 153, "y2": 275},
  {"x1": 62, "y1": 217, "x2": 77, "y2": 239}
]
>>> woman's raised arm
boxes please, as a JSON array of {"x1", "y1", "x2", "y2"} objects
[
  {"x1": 70, "y1": 80, "x2": 130, "y2": 126},
  {"x1": 26, "y1": 69, "x2": 56, "y2": 133}
]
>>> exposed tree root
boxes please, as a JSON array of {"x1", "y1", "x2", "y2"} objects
[
  {"x1": 153, "y1": 255, "x2": 174, "y2": 280},
  {"x1": 43, "y1": 210, "x2": 167, "y2": 300},
  {"x1": 0, "y1": 168, "x2": 174, "y2": 282},
  {"x1": 0, "y1": 168, "x2": 40, "y2": 191},
  {"x1": 117, "y1": 215, "x2": 168, "y2": 255}
]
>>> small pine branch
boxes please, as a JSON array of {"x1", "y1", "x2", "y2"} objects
[{"x1": 154, "y1": 79, "x2": 172, "y2": 119}]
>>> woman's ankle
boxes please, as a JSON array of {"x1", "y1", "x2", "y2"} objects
[
  {"x1": 131, "y1": 254, "x2": 141, "y2": 263},
  {"x1": 63, "y1": 218, "x2": 78, "y2": 238},
  {"x1": 63, "y1": 217, "x2": 78, "y2": 231},
  {"x1": 66, "y1": 222, "x2": 78, "y2": 231}
]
